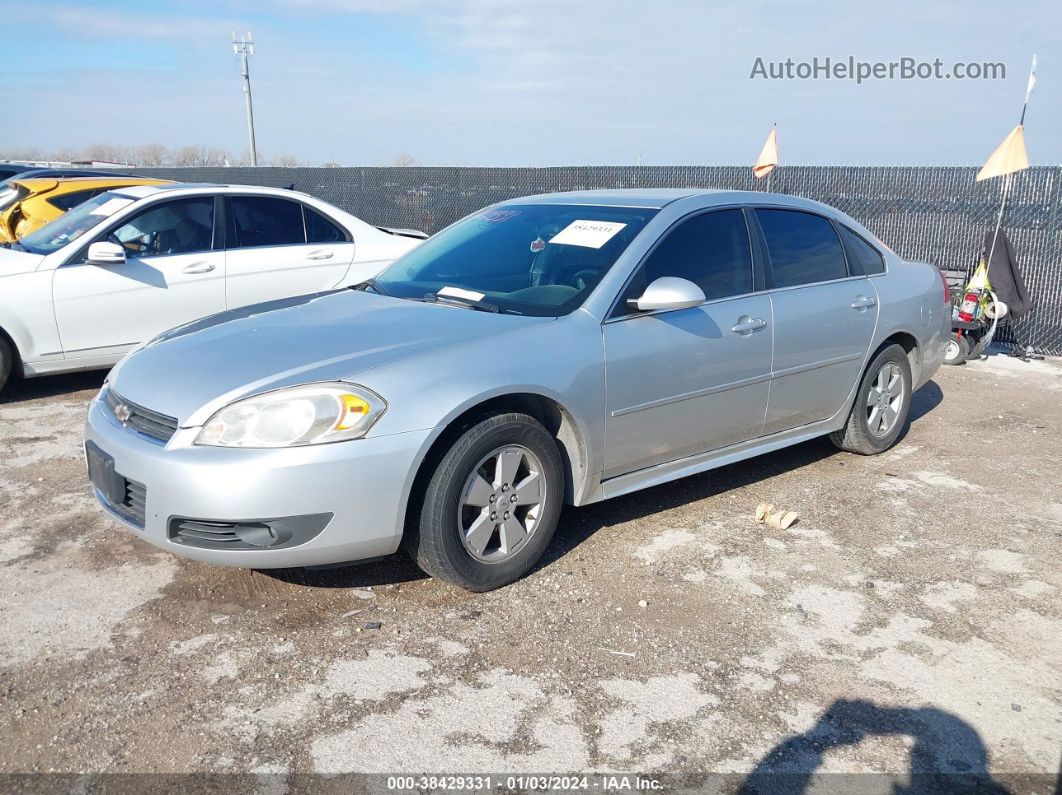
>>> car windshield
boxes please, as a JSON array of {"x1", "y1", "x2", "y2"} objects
[
  {"x1": 18, "y1": 191, "x2": 136, "y2": 255},
  {"x1": 372, "y1": 203, "x2": 658, "y2": 316}
]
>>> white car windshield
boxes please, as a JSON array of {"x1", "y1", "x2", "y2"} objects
[
  {"x1": 18, "y1": 191, "x2": 135, "y2": 255},
  {"x1": 373, "y1": 204, "x2": 658, "y2": 317}
]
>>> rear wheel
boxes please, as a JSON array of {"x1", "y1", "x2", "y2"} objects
[
  {"x1": 407, "y1": 412, "x2": 564, "y2": 591},
  {"x1": 829, "y1": 344, "x2": 912, "y2": 455},
  {"x1": 943, "y1": 334, "x2": 970, "y2": 366},
  {"x1": 0, "y1": 336, "x2": 13, "y2": 393}
]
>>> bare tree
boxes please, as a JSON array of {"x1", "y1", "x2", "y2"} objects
[
  {"x1": 268, "y1": 154, "x2": 302, "y2": 167},
  {"x1": 82, "y1": 143, "x2": 132, "y2": 164},
  {"x1": 132, "y1": 143, "x2": 168, "y2": 167},
  {"x1": 389, "y1": 153, "x2": 420, "y2": 167},
  {"x1": 173, "y1": 145, "x2": 231, "y2": 167}
]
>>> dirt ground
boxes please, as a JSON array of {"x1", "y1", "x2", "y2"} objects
[{"x1": 0, "y1": 353, "x2": 1059, "y2": 792}]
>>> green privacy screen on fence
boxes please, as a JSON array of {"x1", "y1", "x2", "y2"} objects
[{"x1": 130, "y1": 165, "x2": 1062, "y2": 356}]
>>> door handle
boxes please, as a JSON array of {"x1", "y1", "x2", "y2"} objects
[
  {"x1": 181, "y1": 262, "x2": 216, "y2": 274},
  {"x1": 306, "y1": 251, "x2": 334, "y2": 260},
  {"x1": 730, "y1": 317, "x2": 767, "y2": 334},
  {"x1": 851, "y1": 296, "x2": 877, "y2": 309}
]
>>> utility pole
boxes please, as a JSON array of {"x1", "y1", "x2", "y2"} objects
[{"x1": 232, "y1": 32, "x2": 258, "y2": 166}]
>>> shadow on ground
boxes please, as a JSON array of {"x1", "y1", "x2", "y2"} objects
[
  {"x1": 738, "y1": 698, "x2": 1012, "y2": 794},
  {"x1": 0, "y1": 370, "x2": 106, "y2": 404}
]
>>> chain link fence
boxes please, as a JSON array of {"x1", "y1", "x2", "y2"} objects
[{"x1": 130, "y1": 165, "x2": 1062, "y2": 356}]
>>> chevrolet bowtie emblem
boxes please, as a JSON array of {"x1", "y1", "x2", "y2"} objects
[{"x1": 114, "y1": 404, "x2": 132, "y2": 423}]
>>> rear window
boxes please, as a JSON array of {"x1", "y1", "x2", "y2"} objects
[
  {"x1": 230, "y1": 196, "x2": 305, "y2": 248},
  {"x1": 757, "y1": 209, "x2": 848, "y2": 287},
  {"x1": 840, "y1": 226, "x2": 886, "y2": 275},
  {"x1": 48, "y1": 189, "x2": 101, "y2": 212},
  {"x1": 305, "y1": 207, "x2": 347, "y2": 243}
]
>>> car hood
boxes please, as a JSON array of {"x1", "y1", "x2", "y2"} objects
[
  {"x1": 109, "y1": 290, "x2": 548, "y2": 426},
  {"x1": 0, "y1": 246, "x2": 44, "y2": 276}
]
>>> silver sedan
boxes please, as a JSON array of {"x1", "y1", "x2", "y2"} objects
[{"x1": 84, "y1": 189, "x2": 949, "y2": 591}]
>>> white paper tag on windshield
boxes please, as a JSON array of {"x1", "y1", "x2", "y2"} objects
[
  {"x1": 549, "y1": 220, "x2": 627, "y2": 249},
  {"x1": 438, "y1": 286, "x2": 486, "y2": 301},
  {"x1": 90, "y1": 198, "x2": 134, "y2": 216}
]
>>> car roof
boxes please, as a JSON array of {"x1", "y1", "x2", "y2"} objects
[{"x1": 500, "y1": 188, "x2": 840, "y2": 215}]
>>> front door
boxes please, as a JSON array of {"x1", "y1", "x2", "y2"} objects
[
  {"x1": 53, "y1": 196, "x2": 225, "y2": 360},
  {"x1": 223, "y1": 196, "x2": 353, "y2": 309},
  {"x1": 602, "y1": 209, "x2": 772, "y2": 479}
]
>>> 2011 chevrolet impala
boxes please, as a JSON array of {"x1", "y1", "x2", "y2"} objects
[{"x1": 85, "y1": 189, "x2": 949, "y2": 591}]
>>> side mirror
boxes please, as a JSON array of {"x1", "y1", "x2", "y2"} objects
[
  {"x1": 87, "y1": 241, "x2": 126, "y2": 266},
  {"x1": 628, "y1": 276, "x2": 706, "y2": 312}
]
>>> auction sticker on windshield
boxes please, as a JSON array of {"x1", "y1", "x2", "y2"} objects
[
  {"x1": 90, "y1": 198, "x2": 134, "y2": 216},
  {"x1": 550, "y1": 220, "x2": 626, "y2": 248}
]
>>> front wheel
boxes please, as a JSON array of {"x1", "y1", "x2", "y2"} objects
[
  {"x1": 407, "y1": 412, "x2": 564, "y2": 591},
  {"x1": 829, "y1": 344, "x2": 912, "y2": 455},
  {"x1": 0, "y1": 336, "x2": 13, "y2": 393}
]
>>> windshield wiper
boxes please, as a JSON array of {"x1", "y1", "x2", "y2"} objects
[{"x1": 423, "y1": 292, "x2": 500, "y2": 313}]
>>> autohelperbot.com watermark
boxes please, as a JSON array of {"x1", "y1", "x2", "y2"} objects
[{"x1": 750, "y1": 56, "x2": 1006, "y2": 83}]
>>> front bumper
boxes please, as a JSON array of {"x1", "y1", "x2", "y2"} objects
[{"x1": 84, "y1": 394, "x2": 432, "y2": 568}]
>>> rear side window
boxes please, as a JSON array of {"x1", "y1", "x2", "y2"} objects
[
  {"x1": 48, "y1": 189, "x2": 101, "y2": 212},
  {"x1": 621, "y1": 209, "x2": 753, "y2": 312},
  {"x1": 305, "y1": 207, "x2": 347, "y2": 243},
  {"x1": 230, "y1": 197, "x2": 305, "y2": 248},
  {"x1": 840, "y1": 226, "x2": 886, "y2": 275},
  {"x1": 757, "y1": 209, "x2": 848, "y2": 287}
]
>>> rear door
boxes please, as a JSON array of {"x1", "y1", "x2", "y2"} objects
[
  {"x1": 223, "y1": 196, "x2": 354, "y2": 309},
  {"x1": 754, "y1": 208, "x2": 878, "y2": 434},
  {"x1": 603, "y1": 208, "x2": 773, "y2": 478}
]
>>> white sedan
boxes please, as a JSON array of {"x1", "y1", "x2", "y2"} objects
[{"x1": 0, "y1": 184, "x2": 425, "y2": 391}]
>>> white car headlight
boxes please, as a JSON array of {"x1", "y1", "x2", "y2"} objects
[{"x1": 195, "y1": 383, "x2": 386, "y2": 448}]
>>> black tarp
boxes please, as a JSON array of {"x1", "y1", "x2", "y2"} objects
[{"x1": 984, "y1": 229, "x2": 1034, "y2": 319}]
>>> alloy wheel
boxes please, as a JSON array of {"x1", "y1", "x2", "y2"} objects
[{"x1": 866, "y1": 362, "x2": 905, "y2": 436}]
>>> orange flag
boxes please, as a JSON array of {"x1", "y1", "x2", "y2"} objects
[
  {"x1": 976, "y1": 125, "x2": 1029, "y2": 181},
  {"x1": 753, "y1": 128, "x2": 778, "y2": 179}
]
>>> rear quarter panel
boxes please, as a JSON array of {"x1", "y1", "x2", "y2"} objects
[{"x1": 873, "y1": 256, "x2": 949, "y2": 388}]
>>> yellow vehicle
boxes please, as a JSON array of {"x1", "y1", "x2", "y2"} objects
[{"x1": 0, "y1": 176, "x2": 174, "y2": 242}]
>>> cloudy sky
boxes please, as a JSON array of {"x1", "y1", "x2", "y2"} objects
[{"x1": 4, "y1": 0, "x2": 1059, "y2": 166}]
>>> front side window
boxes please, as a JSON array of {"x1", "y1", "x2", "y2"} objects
[
  {"x1": 619, "y1": 209, "x2": 752, "y2": 314},
  {"x1": 230, "y1": 197, "x2": 304, "y2": 248},
  {"x1": 374, "y1": 204, "x2": 657, "y2": 316},
  {"x1": 840, "y1": 226, "x2": 886, "y2": 275},
  {"x1": 757, "y1": 209, "x2": 848, "y2": 288},
  {"x1": 108, "y1": 198, "x2": 215, "y2": 258}
]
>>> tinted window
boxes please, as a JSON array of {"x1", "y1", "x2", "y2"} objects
[
  {"x1": 230, "y1": 197, "x2": 305, "y2": 248},
  {"x1": 840, "y1": 226, "x2": 886, "y2": 275},
  {"x1": 48, "y1": 189, "x2": 101, "y2": 212},
  {"x1": 620, "y1": 209, "x2": 752, "y2": 312},
  {"x1": 757, "y1": 209, "x2": 847, "y2": 287},
  {"x1": 108, "y1": 198, "x2": 215, "y2": 257},
  {"x1": 305, "y1": 207, "x2": 346, "y2": 243}
]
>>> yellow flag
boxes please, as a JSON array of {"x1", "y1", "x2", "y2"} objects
[
  {"x1": 976, "y1": 125, "x2": 1029, "y2": 181},
  {"x1": 753, "y1": 128, "x2": 778, "y2": 179}
]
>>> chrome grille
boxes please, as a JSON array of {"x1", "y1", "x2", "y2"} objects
[{"x1": 104, "y1": 388, "x2": 179, "y2": 443}]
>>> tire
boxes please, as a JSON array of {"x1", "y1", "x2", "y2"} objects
[
  {"x1": 829, "y1": 344, "x2": 912, "y2": 455},
  {"x1": 942, "y1": 334, "x2": 970, "y2": 366},
  {"x1": 0, "y1": 336, "x2": 12, "y2": 394},
  {"x1": 407, "y1": 412, "x2": 565, "y2": 591}
]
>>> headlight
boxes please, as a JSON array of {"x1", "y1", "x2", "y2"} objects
[{"x1": 194, "y1": 383, "x2": 386, "y2": 448}]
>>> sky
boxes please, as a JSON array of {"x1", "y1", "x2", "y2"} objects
[{"x1": 2, "y1": 0, "x2": 1059, "y2": 166}]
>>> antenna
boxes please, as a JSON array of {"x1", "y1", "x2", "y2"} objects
[{"x1": 232, "y1": 32, "x2": 258, "y2": 166}]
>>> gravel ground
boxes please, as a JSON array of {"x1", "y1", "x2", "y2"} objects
[{"x1": 0, "y1": 354, "x2": 1060, "y2": 791}]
